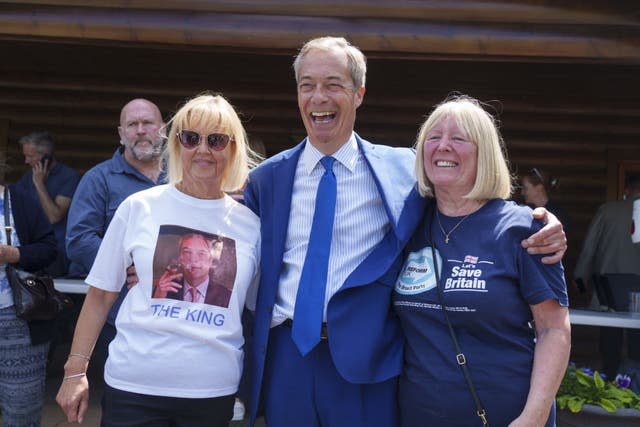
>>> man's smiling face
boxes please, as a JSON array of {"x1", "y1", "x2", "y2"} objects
[{"x1": 296, "y1": 47, "x2": 365, "y2": 155}]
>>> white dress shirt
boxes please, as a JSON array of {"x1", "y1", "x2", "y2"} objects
[{"x1": 272, "y1": 134, "x2": 390, "y2": 326}]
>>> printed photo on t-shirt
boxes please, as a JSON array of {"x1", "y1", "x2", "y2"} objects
[{"x1": 150, "y1": 225, "x2": 237, "y2": 308}]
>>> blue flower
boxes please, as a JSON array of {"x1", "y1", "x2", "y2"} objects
[
  {"x1": 580, "y1": 367, "x2": 594, "y2": 376},
  {"x1": 616, "y1": 374, "x2": 632, "y2": 389},
  {"x1": 579, "y1": 367, "x2": 606, "y2": 379},
  {"x1": 558, "y1": 363, "x2": 640, "y2": 413}
]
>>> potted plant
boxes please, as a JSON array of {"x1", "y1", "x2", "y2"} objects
[{"x1": 556, "y1": 363, "x2": 640, "y2": 427}]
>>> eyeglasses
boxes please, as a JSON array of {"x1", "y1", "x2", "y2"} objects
[{"x1": 177, "y1": 130, "x2": 231, "y2": 151}]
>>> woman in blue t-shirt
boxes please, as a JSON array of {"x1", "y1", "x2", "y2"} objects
[{"x1": 393, "y1": 95, "x2": 570, "y2": 427}]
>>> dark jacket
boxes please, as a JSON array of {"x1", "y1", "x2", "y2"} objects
[
  {"x1": 166, "y1": 275, "x2": 232, "y2": 308},
  {"x1": 7, "y1": 184, "x2": 58, "y2": 345}
]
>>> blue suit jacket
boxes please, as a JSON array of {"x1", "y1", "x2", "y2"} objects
[{"x1": 244, "y1": 134, "x2": 427, "y2": 424}]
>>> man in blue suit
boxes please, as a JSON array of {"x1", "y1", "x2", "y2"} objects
[{"x1": 244, "y1": 36, "x2": 566, "y2": 427}]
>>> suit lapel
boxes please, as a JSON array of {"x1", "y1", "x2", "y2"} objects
[
  {"x1": 269, "y1": 143, "x2": 304, "y2": 268},
  {"x1": 338, "y1": 136, "x2": 426, "y2": 291},
  {"x1": 358, "y1": 135, "x2": 408, "y2": 233}
]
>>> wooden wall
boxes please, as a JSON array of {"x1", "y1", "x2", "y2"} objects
[{"x1": 1, "y1": 0, "x2": 639, "y2": 305}]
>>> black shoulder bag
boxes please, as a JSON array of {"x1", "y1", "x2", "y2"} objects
[
  {"x1": 3, "y1": 186, "x2": 73, "y2": 321},
  {"x1": 428, "y1": 207, "x2": 490, "y2": 426}
]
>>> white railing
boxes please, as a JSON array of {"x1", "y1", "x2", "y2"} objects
[
  {"x1": 52, "y1": 279, "x2": 640, "y2": 329},
  {"x1": 54, "y1": 278, "x2": 89, "y2": 294},
  {"x1": 568, "y1": 308, "x2": 640, "y2": 329}
]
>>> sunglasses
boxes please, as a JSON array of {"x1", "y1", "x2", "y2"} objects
[
  {"x1": 177, "y1": 130, "x2": 231, "y2": 151},
  {"x1": 531, "y1": 167, "x2": 544, "y2": 182}
]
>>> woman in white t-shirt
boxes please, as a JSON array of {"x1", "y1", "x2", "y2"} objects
[{"x1": 56, "y1": 93, "x2": 261, "y2": 426}]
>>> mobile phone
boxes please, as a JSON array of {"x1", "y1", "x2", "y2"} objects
[{"x1": 39, "y1": 154, "x2": 52, "y2": 169}]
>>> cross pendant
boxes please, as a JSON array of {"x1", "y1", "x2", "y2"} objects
[{"x1": 445, "y1": 236, "x2": 449, "y2": 244}]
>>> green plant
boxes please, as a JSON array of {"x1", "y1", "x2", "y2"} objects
[{"x1": 557, "y1": 363, "x2": 640, "y2": 413}]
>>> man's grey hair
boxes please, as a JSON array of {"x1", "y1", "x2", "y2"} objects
[
  {"x1": 293, "y1": 36, "x2": 367, "y2": 88},
  {"x1": 19, "y1": 131, "x2": 55, "y2": 154}
]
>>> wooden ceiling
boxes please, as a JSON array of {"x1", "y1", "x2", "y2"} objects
[
  {"x1": 1, "y1": 1, "x2": 638, "y2": 160},
  {"x1": 1, "y1": 1, "x2": 639, "y2": 285}
]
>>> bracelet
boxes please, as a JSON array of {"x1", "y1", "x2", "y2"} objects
[
  {"x1": 63, "y1": 372, "x2": 86, "y2": 381},
  {"x1": 68, "y1": 352, "x2": 91, "y2": 361}
]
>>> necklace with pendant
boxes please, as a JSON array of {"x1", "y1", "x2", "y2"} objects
[{"x1": 436, "y1": 209, "x2": 472, "y2": 244}]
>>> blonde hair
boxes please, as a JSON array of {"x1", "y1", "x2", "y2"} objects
[
  {"x1": 293, "y1": 36, "x2": 367, "y2": 88},
  {"x1": 414, "y1": 95, "x2": 513, "y2": 200},
  {"x1": 164, "y1": 93, "x2": 261, "y2": 192}
]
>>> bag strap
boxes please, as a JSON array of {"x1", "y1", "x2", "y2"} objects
[
  {"x1": 3, "y1": 186, "x2": 12, "y2": 247},
  {"x1": 427, "y1": 207, "x2": 489, "y2": 426}
]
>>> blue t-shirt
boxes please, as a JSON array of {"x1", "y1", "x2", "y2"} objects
[
  {"x1": 392, "y1": 199, "x2": 567, "y2": 427},
  {"x1": 16, "y1": 161, "x2": 80, "y2": 253}
]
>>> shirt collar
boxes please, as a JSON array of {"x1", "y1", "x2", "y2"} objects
[
  {"x1": 111, "y1": 147, "x2": 133, "y2": 174},
  {"x1": 185, "y1": 277, "x2": 209, "y2": 292},
  {"x1": 300, "y1": 133, "x2": 358, "y2": 175},
  {"x1": 111, "y1": 147, "x2": 166, "y2": 184}
]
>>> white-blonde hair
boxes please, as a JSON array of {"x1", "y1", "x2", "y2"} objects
[
  {"x1": 164, "y1": 93, "x2": 261, "y2": 192},
  {"x1": 414, "y1": 95, "x2": 513, "y2": 200}
]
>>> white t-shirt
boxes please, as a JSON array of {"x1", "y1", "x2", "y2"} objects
[{"x1": 87, "y1": 184, "x2": 260, "y2": 398}]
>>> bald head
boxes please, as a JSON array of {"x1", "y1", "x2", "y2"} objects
[
  {"x1": 118, "y1": 98, "x2": 165, "y2": 163},
  {"x1": 120, "y1": 99, "x2": 162, "y2": 126}
]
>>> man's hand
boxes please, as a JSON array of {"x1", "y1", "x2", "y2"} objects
[
  {"x1": 31, "y1": 159, "x2": 49, "y2": 187},
  {"x1": 521, "y1": 207, "x2": 567, "y2": 264},
  {"x1": 152, "y1": 268, "x2": 182, "y2": 298},
  {"x1": 126, "y1": 264, "x2": 138, "y2": 289}
]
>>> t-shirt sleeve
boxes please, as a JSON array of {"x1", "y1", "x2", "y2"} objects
[
  {"x1": 517, "y1": 219, "x2": 568, "y2": 307},
  {"x1": 58, "y1": 167, "x2": 81, "y2": 199},
  {"x1": 85, "y1": 201, "x2": 132, "y2": 292}
]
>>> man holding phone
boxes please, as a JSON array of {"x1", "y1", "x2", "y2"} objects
[{"x1": 17, "y1": 131, "x2": 80, "y2": 277}]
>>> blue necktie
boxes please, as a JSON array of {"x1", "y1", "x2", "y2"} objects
[{"x1": 292, "y1": 156, "x2": 337, "y2": 356}]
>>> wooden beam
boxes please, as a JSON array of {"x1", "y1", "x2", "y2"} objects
[
  {"x1": 5, "y1": 1, "x2": 638, "y2": 26},
  {"x1": 1, "y1": 2, "x2": 639, "y2": 62}
]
